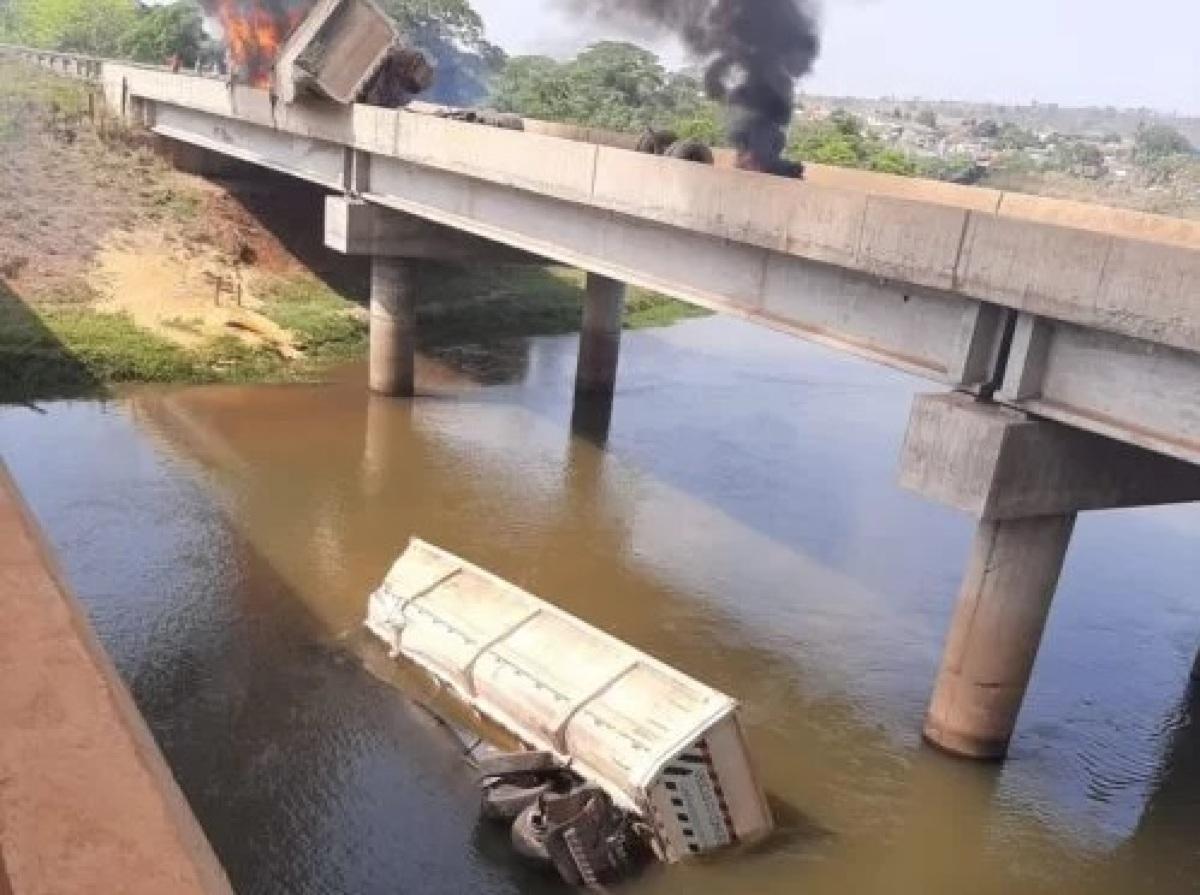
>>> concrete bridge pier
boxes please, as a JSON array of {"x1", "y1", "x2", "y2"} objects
[
  {"x1": 325, "y1": 197, "x2": 545, "y2": 397},
  {"x1": 369, "y1": 257, "x2": 419, "y2": 397},
  {"x1": 900, "y1": 392, "x2": 1200, "y2": 760},
  {"x1": 923, "y1": 513, "x2": 1077, "y2": 758},
  {"x1": 575, "y1": 274, "x2": 627, "y2": 398}
]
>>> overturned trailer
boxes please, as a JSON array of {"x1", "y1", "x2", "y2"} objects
[
  {"x1": 366, "y1": 539, "x2": 774, "y2": 862},
  {"x1": 274, "y1": 0, "x2": 400, "y2": 104}
]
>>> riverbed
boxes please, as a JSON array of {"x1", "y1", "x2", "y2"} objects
[{"x1": 2, "y1": 315, "x2": 1198, "y2": 894}]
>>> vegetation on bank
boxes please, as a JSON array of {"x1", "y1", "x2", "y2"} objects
[
  {"x1": 0, "y1": 264, "x2": 703, "y2": 403},
  {"x1": 0, "y1": 60, "x2": 700, "y2": 404}
]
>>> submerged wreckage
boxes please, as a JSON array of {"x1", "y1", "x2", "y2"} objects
[{"x1": 366, "y1": 540, "x2": 774, "y2": 885}]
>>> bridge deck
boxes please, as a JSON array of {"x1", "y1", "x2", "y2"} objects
[{"x1": 6, "y1": 47, "x2": 1200, "y2": 465}]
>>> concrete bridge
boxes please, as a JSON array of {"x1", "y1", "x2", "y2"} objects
[{"x1": 6, "y1": 46, "x2": 1200, "y2": 762}]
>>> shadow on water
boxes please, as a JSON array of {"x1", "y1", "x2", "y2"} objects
[
  {"x1": 1103, "y1": 671, "x2": 1200, "y2": 889},
  {"x1": 0, "y1": 280, "x2": 102, "y2": 404}
]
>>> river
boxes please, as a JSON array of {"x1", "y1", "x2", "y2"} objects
[{"x1": 2, "y1": 315, "x2": 1198, "y2": 894}]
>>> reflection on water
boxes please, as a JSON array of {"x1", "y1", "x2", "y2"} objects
[{"x1": 2, "y1": 315, "x2": 1199, "y2": 895}]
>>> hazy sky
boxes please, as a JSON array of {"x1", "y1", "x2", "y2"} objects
[{"x1": 471, "y1": 0, "x2": 1200, "y2": 114}]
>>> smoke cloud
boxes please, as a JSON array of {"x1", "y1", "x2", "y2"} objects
[{"x1": 572, "y1": 0, "x2": 820, "y2": 172}]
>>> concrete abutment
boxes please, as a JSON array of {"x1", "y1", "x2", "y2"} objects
[{"x1": 901, "y1": 392, "x2": 1200, "y2": 760}]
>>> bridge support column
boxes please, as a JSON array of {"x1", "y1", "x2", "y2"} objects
[
  {"x1": 924, "y1": 513, "x2": 1076, "y2": 758},
  {"x1": 575, "y1": 273, "x2": 626, "y2": 398},
  {"x1": 369, "y1": 257, "x2": 418, "y2": 398},
  {"x1": 900, "y1": 392, "x2": 1200, "y2": 760}
]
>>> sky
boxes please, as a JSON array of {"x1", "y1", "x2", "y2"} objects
[{"x1": 470, "y1": 0, "x2": 1200, "y2": 115}]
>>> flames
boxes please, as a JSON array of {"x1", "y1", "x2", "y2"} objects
[{"x1": 210, "y1": 0, "x2": 310, "y2": 88}]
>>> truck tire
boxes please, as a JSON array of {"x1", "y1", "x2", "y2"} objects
[
  {"x1": 665, "y1": 139, "x2": 715, "y2": 164},
  {"x1": 636, "y1": 128, "x2": 677, "y2": 155}
]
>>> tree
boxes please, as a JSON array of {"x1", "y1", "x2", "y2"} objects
[
  {"x1": 491, "y1": 42, "x2": 717, "y2": 137},
  {"x1": 490, "y1": 55, "x2": 575, "y2": 120},
  {"x1": 919, "y1": 153, "x2": 984, "y2": 184},
  {"x1": 378, "y1": 0, "x2": 504, "y2": 105},
  {"x1": 1, "y1": 0, "x2": 136, "y2": 55},
  {"x1": 973, "y1": 119, "x2": 1000, "y2": 139},
  {"x1": 996, "y1": 122, "x2": 1039, "y2": 151},
  {"x1": 787, "y1": 109, "x2": 920, "y2": 175},
  {"x1": 120, "y1": 1, "x2": 208, "y2": 66},
  {"x1": 916, "y1": 109, "x2": 938, "y2": 128},
  {"x1": 1135, "y1": 123, "x2": 1193, "y2": 160}
]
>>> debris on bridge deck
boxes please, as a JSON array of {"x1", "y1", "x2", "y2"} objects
[
  {"x1": 275, "y1": 0, "x2": 401, "y2": 105},
  {"x1": 366, "y1": 539, "x2": 774, "y2": 876}
]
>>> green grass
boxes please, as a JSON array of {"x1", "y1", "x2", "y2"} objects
[
  {"x1": 0, "y1": 266, "x2": 709, "y2": 402},
  {"x1": 259, "y1": 277, "x2": 368, "y2": 364},
  {"x1": 0, "y1": 289, "x2": 299, "y2": 402},
  {"x1": 416, "y1": 266, "x2": 706, "y2": 346},
  {"x1": 0, "y1": 298, "x2": 197, "y2": 401}
]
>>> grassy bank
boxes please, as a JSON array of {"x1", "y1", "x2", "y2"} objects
[
  {"x1": 0, "y1": 61, "x2": 705, "y2": 405},
  {"x1": 0, "y1": 264, "x2": 705, "y2": 404}
]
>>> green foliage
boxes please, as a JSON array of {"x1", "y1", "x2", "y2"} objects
[
  {"x1": 2, "y1": 0, "x2": 135, "y2": 55},
  {"x1": 868, "y1": 148, "x2": 917, "y2": 176},
  {"x1": 416, "y1": 265, "x2": 705, "y2": 348},
  {"x1": 788, "y1": 110, "x2": 919, "y2": 176},
  {"x1": 1135, "y1": 123, "x2": 1193, "y2": 160},
  {"x1": 918, "y1": 153, "x2": 985, "y2": 184},
  {"x1": 491, "y1": 42, "x2": 718, "y2": 138},
  {"x1": 995, "y1": 122, "x2": 1039, "y2": 151},
  {"x1": 0, "y1": 0, "x2": 208, "y2": 64},
  {"x1": 260, "y1": 277, "x2": 367, "y2": 364},
  {"x1": 119, "y1": 1, "x2": 207, "y2": 67},
  {"x1": 671, "y1": 100, "x2": 725, "y2": 145}
]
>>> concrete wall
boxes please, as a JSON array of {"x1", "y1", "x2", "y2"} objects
[
  {"x1": 0, "y1": 462, "x2": 232, "y2": 895},
  {"x1": 80, "y1": 60, "x2": 1200, "y2": 358}
]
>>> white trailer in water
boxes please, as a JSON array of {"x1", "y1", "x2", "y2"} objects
[{"x1": 366, "y1": 539, "x2": 774, "y2": 861}]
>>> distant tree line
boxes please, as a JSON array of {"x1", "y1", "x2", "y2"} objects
[
  {"x1": 491, "y1": 42, "x2": 723, "y2": 143},
  {"x1": 10, "y1": 0, "x2": 1191, "y2": 187},
  {"x1": 0, "y1": 0, "x2": 505, "y2": 105},
  {"x1": 0, "y1": 0, "x2": 211, "y2": 65}
]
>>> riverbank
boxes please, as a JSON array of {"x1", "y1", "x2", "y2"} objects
[
  {"x1": 0, "y1": 458, "x2": 232, "y2": 895},
  {"x1": 0, "y1": 61, "x2": 702, "y2": 404}
]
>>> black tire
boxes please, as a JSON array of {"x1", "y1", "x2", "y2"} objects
[
  {"x1": 665, "y1": 139, "x2": 715, "y2": 165},
  {"x1": 511, "y1": 803, "x2": 552, "y2": 864},
  {"x1": 636, "y1": 128, "x2": 677, "y2": 155},
  {"x1": 481, "y1": 781, "x2": 552, "y2": 823}
]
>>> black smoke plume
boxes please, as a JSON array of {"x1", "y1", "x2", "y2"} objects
[{"x1": 574, "y1": 0, "x2": 819, "y2": 174}]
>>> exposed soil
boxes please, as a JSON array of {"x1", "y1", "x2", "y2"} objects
[
  {"x1": 0, "y1": 60, "x2": 699, "y2": 402},
  {"x1": 0, "y1": 103, "x2": 327, "y2": 353}
]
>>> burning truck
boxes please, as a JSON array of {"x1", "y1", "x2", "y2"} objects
[
  {"x1": 203, "y1": 0, "x2": 812, "y2": 177},
  {"x1": 205, "y1": 0, "x2": 433, "y2": 107}
]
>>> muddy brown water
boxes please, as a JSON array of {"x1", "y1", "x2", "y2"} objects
[{"x1": 2, "y1": 315, "x2": 1199, "y2": 894}]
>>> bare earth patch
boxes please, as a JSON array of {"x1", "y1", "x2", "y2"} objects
[
  {"x1": 92, "y1": 228, "x2": 302, "y2": 358},
  {"x1": 0, "y1": 60, "x2": 367, "y2": 400}
]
